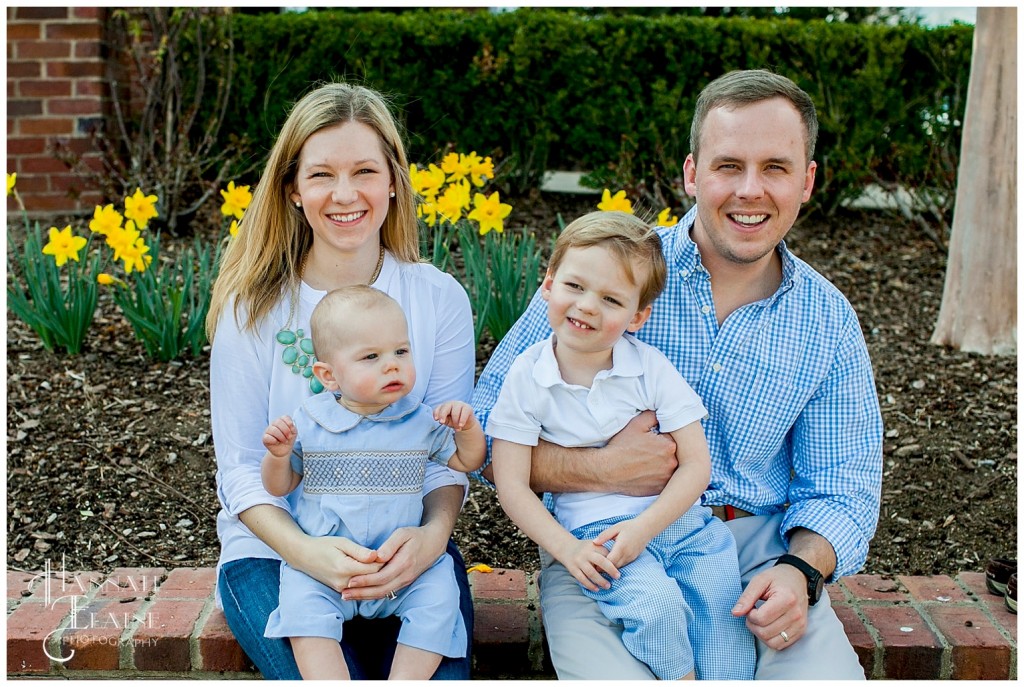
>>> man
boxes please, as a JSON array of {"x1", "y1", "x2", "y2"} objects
[{"x1": 472, "y1": 69, "x2": 883, "y2": 679}]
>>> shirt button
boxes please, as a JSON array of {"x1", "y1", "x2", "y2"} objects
[
  {"x1": 701, "y1": 305, "x2": 712, "y2": 314},
  {"x1": 712, "y1": 363, "x2": 723, "y2": 372},
  {"x1": 681, "y1": 269, "x2": 689, "y2": 278}
]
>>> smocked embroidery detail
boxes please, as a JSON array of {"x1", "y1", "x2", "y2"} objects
[{"x1": 302, "y1": 451, "x2": 428, "y2": 494}]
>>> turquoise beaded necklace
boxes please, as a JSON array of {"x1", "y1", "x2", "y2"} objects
[{"x1": 276, "y1": 246, "x2": 385, "y2": 394}]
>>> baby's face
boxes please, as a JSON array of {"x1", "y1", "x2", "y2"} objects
[
  {"x1": 542, "y1": 244, "x2": 651, "y2": 357},
  {"x1": 320, "y1": 308, "x2": 416, "y2": 411}
]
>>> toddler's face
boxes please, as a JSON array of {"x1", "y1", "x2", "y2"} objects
[
  {"x1": 317, "y1": 307, "x2": 416, "y2": 412},
  {"x1": 542, "y1": 244, "x2": 651, "y2": 356}
]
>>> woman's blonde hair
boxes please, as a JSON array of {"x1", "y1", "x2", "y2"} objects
[{"x1": 207, "y1": 82, "x2": 418, "y2": 338}]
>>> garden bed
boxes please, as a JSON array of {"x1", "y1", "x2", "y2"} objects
[{"x1": 6, "y1": 193, "x2": 1017, "y2": 577}]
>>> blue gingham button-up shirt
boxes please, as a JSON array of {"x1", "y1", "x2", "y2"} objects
[{"x1": 472, "y1": 206, "x2": 883, "y2": 579}]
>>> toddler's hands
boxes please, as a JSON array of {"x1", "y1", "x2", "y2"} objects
[
  {"x1": 433, "y1": 401, "x2": 478, "y2": 432},
  {"x1": 262, "y1": 415, "x2": 297, "y2": 458},
  {"x1": 558, "y1": 538, "x2": 620, "y2": 592},
  {"x1": 593, "y1": 520, "x2": 651, "y2": 569}
]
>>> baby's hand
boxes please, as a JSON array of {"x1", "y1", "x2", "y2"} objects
[
  {"x1": 263, "y1": 415, "x2": 297, "y2": 458},
  {"x1": 433, "y1": 401, "x2": 478, "y2": 432}
]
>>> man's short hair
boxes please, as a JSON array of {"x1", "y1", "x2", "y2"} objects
[{"x1": 690, "y1": 69, "x2": 818, "y2": 163}]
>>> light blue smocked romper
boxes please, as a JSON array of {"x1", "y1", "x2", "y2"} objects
[{"x1": 264, "y1": 393, "x2": 467, "y2": 658}]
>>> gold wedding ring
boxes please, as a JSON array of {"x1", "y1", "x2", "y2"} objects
[{"x1": 779, "y1": 630, "x2": 790, "y2": 643}]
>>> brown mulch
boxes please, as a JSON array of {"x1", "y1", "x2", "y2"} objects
[{"x1": 6, "y1": 193, "x2": 1017, "y2": 578}]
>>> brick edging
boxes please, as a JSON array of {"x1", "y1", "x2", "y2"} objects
[{"x1": 7, "y1": 567, "x2": 1017, "y2": 679}]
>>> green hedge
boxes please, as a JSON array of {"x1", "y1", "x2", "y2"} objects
[{"x1": 223, "y1": 9, "x2": 972, "y2": 216}]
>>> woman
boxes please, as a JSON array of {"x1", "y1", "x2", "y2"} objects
[{"x1": 206, "y1": 82, "x2": 475, "y2": 679}]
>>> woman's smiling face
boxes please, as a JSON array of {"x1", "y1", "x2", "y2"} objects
[{"x1": 290, "y1": 120, "x2": 394, "y2": 258}]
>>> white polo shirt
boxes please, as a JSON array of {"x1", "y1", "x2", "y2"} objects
[{"x1": 486, "y1": 333, "x2": 708, "y2": 531}]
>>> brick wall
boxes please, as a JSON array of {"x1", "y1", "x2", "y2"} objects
[
  {"x1": 7, "y1": 6, "x2": 107, "y2": 215},
  {"x1": 7, "y1": 567, "x2": 1017, "y2": 679}
]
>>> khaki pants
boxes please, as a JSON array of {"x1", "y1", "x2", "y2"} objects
[{"x1": 538, "y1": 512, "x2": 865, "y2": 680}]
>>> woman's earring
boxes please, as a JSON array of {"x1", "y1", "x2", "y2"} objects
[
  {"x1": 389, "y1": 192, "x2": 395, "y2": 198},
  {"x1": 295, "y1": 201, "x2": 302, "y2": 208}
]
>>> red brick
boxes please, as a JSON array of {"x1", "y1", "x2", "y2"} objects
[
  {"x1": 46, "y1": 23, "x2": 103, "y2": 41},
  {"x1": 74, "y1": 7, "x2": 104, "y2": 20},
  {"x1": 20, "y1": 118, "x2": 75, "y2": 136},
  {"x1": 7, "y1": 173, "x2": 50, "y2": 194},
  {"x1": 23, "y1": 570, "x2": 105, "y2": 601},
  {"x1": 17, "y1": 192, "x2": 86, "y2": 212},
  {"x1": 75, "y1": 42, "x2": 103, "y2": 59},
  {"x1": 7, "y1": 60, "x2": 41, "y2": 78},
  {"x1": 20, "y1": 79, "x2": 73, "y2": 98},
  {"x1": 832, "y1": 603, "x2": 876, "y2": 678},
  {"x1": 473, "y1": 602, "x2": 531, "y2": 676},
  {"x1": 7, "y1": 23, "x2": 40, "y2": 40},
  {"x1": 8, "y1": 100, "x2": 43, "y2": 117},
  {"x1": 15, "y1": 40, "x2": 72, "y2": 60},
  {"x1": 20, "y1": 156, "x2": 70, "y2": 174},
  {"x1": 957, "y1": 571, "x2": 991, "y2": 599},
  {"x1": 899, "y1": 574, "x2": 970, "y2": 602},
  {"x1": 7, "y1": 570, "x2": 42, "y2": 599},
  {"x1": 47, "y1": 98, "x2": 102, "y2": 116},
  {"x1": 61, "y1": 598, "x2": 146, "y2": 671},
  {"x1": 75, "y1": 79, "x2": 107, "y2": 97},
  {"x1": 15, "y1": 7, "x2": 69, "y2": 20},
  {"x1": 471, "y1": 568, "x2": 527, "y2": 600},
  {"x1": 841, "y1": 574, "x2": 909, "y2": 602},
  {"x1": 988, "y1": 601, "x2": 1018, "y2": 641},
  {"x1": 93, "y1": 568, "x2": 166, "y2": 600},
  {"x1": 47, "y1": 61, "x2": 105, "y2": 79},
  {"x1": 7, "y1": 600, "x2": 75, "y2": 672},
  {"x1": 927, "y1": 605, "x2": 1012, "y2": 679},
  {"x1": 197, "y1": 608, "x2": 253, "y2": 673},
  {"x1": 861, "y1": 605, "x2": 942, "y2": 679},
  {"x1": 154, "y1": 568, "x2": 217, "y2": 600},
  {"x1": 131, "y1": 599, "x2": 205, "y2": 671}
]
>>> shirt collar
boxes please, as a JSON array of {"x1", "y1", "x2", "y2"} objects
[
  {"x1": 531, "y1": 334, "x2": 645, "y2": 388},
  {"x1": 302, "y1": 390, "x2": 419, "y2": 432},
  {"x1": 669, "y1": 205, "x2": 799, "y2": 300}
]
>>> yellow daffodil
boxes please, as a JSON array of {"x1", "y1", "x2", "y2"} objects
[
  {"x1": 105, "y1": 220, "x2": 141, "y2": 263},
  {"x1": 229, "y1": 219, "x2": 240, "y2": 237},
  {"x1": 467, "y1": 153, "x2": 495, "y2": 187},
  {"x1": 656, "y1": 207, "x2": 678, "y2": 227},
  {"x1": 123, "y1": 187, "x2": 159, "y2": 229},
  {"x1": 41, "y1": 225, "x2": 87, "y2": 267},
  {"x1": 89, "y1": 204, "x2": 124, "y2": 236},
  {"x1": 410, "y1": 163, "x2": 446, "y2": 200},
  {"x1": 441, "y1": 152, "x2": 473, "y2": 183},
  {"x1": 468, "y1": 191, "x2": 512, "y2": 235},
  {"x1": 120, "y1": 235, "x2": 153, "y2": 274},
  {"x1": 97, "y1": 273, "x2": 126, "y2": 287},
  {"x1": 220, "y1": 180, "x2": 252, "y2": 220},
  {"x1": 7, "y1": 173, "x2": 16, "y2": 196},
  {"x1": 598, "y1": 189, "x2": 633, "y2": 214},
  {"x1": 435, "y1": 180, "x2": 471, "y2": 223},
  {"x1": 417, "y1": 199, "x2": 439, "y2": 227}
]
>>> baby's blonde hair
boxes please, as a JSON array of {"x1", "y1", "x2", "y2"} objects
[
  {"x1": 309, "y1": 285, "x2": 407, "y2": 359},
  {"x1": 549, "y1": 211, "x2": 667, "y2": 308}
]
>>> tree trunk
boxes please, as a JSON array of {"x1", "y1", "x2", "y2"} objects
[{"x1": 930, "y1": 7, "x2": 1017, "y2": 355}]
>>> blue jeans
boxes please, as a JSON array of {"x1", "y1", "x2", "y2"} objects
[{"x1": 218, "y1": 540, "x2": 473, "y2": 679}]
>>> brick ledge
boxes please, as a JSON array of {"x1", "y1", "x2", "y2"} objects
[{"x1": 7, "y1": 568, "x2": 1017, "y2": 680}]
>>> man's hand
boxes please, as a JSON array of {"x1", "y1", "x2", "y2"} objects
[
  {"x1": 732, "y1": 563, "x2": 809, "y2": 650},
  {"x1": 595, "y1": 411, "x2": 679, "y2": 496}
]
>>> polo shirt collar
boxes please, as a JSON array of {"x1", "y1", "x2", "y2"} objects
[{"x1": 532, "y1": 334, "x2": 645, "y2": 388}]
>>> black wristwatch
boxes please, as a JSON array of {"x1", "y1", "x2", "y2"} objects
[{"x1": 775, "y1": 554, "x2": 824, "y2": 606}]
